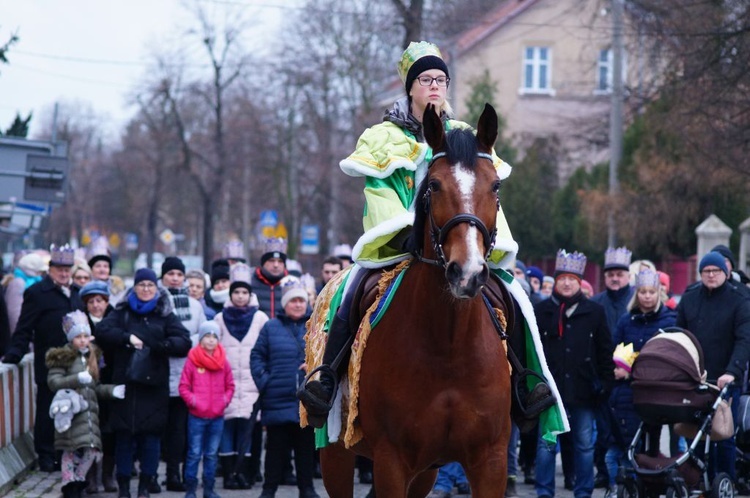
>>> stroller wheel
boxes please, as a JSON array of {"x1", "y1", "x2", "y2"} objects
[
  {"x1": 616, "y1": 481, "x2": 640, "y2": 498},
  {"x1": 665, "y1": 482, "x2": 689, "y2": 498},
  {"x1": 710, "y1": 473, "x2": 734, "y2": 498}
]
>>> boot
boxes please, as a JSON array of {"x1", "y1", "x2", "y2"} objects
[
  {"x1": 102, "y1": 453, "x2": 118, "y2": 492},
  {"x1": 298, "y1": 486, "x2": 321, "y2": 498},
  {"x1": 505, "y1": 477, "x2": 518, "y2": 498},
  {"x1": 166, "y1": 464, "x2": 186, "y2": 492},
  {"x1": 236, "y1": 456, "x2": 253, "y2": 490},
  {"x1": 258, "y1": 487, "x2": 276, "y2": 498},
  {"x1": 62, "y1": 482, "x2": 77, "y2": 498},
  {"x1": 85, "y1": 462, "x2": 99, "y2": 494},
  {"x1": 137, "y1": 475, "x2": 151, "y2": 498},
  {"x1": 184, "y1": 478, "x2": 198, "y2": 498},
  {"x1": 221, "y1": 456, "x2": 239, "y2": 490},
  {"x1": 146, "y1": 475, "x2": 161, "y2": 494},
  {"x1": 116, "y1": 475, "x2": 131, "y2": 498},
  {"x1": 297, "y1": 314, "x2": 353, "y2": 428},
  {"x1": 203, "y1": 477, "x2": 221, "y2": 498}
]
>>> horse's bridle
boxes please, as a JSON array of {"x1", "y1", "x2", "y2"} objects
[{"x1": 417, "y1": 151, "x2": 500, "y2": 268}]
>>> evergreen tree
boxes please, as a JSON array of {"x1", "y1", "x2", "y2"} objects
[
  {"x1": 460, "y1": 69, "x2": 515, "y2": 162},
  {"x1": 4, "y1": 112, "x2": 32, "y2": 137}
]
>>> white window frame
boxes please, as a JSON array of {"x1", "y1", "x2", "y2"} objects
[
  {"x1": 519, "y1": 46, "x2": 555, "y2": 96},
  {"x1": 595, "y1": 48, "x2": 628, "y2": 95}
]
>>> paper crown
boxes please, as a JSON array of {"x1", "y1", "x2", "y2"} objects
[
  {"x1": 229, "y1": 263, "x2": 252, "y2": 284},
  {"x1": 262, "y1": 237, "x2": 287, "y2": 256},
  {"x1": 613, "y1": 342, "x2": 638, "y2": 372},
  {"x1": 635, "y1": 269, "x2": 661, "y2": 289},
  {"x1": 63, "y1": 310, "x2": 91, "y2": 340},
  {"x1": 397, "y1": 41, "x2": 444, "y2": 84},
  {"x1": 603, "y1": 246, "x2": 632, "y2": 271},
  {"x1": 222, "y1": 241, "x2": 246, "y2": 260},
  {"x1": 554, "y1": 249, "x2": 587, "y2": 277},
  {"x1": 333, "y1": 243, "x2": 352, "y2": 259},
  {"x1": 87, "y1": 236, "x2": 110, "y2": 258},
  {"x1": 281, "y1": 279, "x2": 309, "y2": 307},
  {"x1": 49, "y1": 244, "x2": 76, "y2": 266}
]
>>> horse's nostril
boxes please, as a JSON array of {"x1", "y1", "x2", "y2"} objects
[
  {"x1": 446, "y1": 262, "x2": 462, "y2": 283},
  {"x1": 477, "y1": 265, "x2": 489, "y2": 286}
]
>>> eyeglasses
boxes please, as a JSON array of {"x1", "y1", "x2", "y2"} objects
[
  {"x1": 701, "y1": 268, "x2": 723, "y2": 276},
  {"x1": 74, "y1": 275, "x2": 91, "y2": 282},
  {"x1": 135, "y1": 282, "x2": 156, "y2": 289},
  {"x1": 417, "y1": 75, "x2": 450, "y2": 87}
]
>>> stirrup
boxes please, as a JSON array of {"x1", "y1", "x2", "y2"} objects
[
  {"x1": 297, "y1": 365, "x2": 338, "y2": 428},
  {"x1": 512, "y1": 370, "x2": 556, "y2": 432}
]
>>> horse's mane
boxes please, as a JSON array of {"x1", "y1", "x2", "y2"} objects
[{"x1": 412, "y1": 128, "x2": 479, "y2": 255}]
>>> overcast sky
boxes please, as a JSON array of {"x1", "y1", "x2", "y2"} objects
[{"x1": 0, "y1": 0, "x2": 288, "y2": 138}]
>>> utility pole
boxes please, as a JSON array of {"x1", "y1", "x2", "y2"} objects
[{"x1": 608, "y1": 0, "x2": 624, "y2": 248}]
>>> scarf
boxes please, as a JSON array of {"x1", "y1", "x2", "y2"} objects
[
  {"x1": 223, "y1": 305, "x2": 258, "y2": 342},
  {"x1": 167, "y1": 287, "x2": 192, "y2": 322},
  {"x1": 128, "y1": 292, "x2": 159, "y2": 315},
  {"x1": 209, "y1": 287, "x2": 229, "y2": 305},
  {"x1": 13, "y1": 267, "x2": 42, "y2": 289},
  {"x1": 188, "y1": 343, "x2": 226, "y2": 371},
  {"x1": 551, "y1": 290, "x2": 584, "y2": 338},
  {"x1": 383, "y1": 96, "x2": 450, "y2": 142}
]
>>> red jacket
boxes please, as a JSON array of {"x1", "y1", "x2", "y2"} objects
[{"x1": 179, "y1": 345, "x2": 235, "y2": 419}]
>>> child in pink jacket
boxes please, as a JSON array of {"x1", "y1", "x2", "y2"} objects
[{"x1": 179, "y1": 321, "x2": 235, "y2": 498}]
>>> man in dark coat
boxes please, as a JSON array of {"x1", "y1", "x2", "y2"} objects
[
  {"x1": 534, "y1": 250, "x2": 614, "y2": 498},
  {"x1": 676, "y1": 251, "x2": 750, "y2": 482},
  {"x1": 589, "y1": 246, "x2": 633, "y2": 487},
  {"x1": 1, "y1": 245, "x2": 84, "y2": 472}
]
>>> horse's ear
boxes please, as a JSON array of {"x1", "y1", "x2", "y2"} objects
[
  {"x1": 423, "y1": 103, "x2": 445, "y2": 152},
  {"x1": 476, "y1": 103, "x2": 498, "y2": 153}
]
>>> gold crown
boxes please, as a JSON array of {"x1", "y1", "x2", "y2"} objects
[{"x1": 613, "y1": 342, "x2": 638, "y2": 371}]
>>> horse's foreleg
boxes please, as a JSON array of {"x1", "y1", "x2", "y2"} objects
[
  {"x1": 462, "y1": 442, "x2": 507, "y2": 498},
  {"x1": 320, "y1": 444, "x2": 356, "y2": 498},
  {"x1": 407, "y1": 469, "x2": 438, "y2": 498},
  {"x1": 370, "y1": 447, "x2": 413, "y2": 498}
]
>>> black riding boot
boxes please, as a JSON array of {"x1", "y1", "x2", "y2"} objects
[{"x1": 297, "y1": 314, "x2": 353, "y2": 428}]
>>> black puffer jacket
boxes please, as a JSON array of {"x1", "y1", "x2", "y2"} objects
[{"x1": 95, "y1": 289, "x2": 190, "y2": 434}]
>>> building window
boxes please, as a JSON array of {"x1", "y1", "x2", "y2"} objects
[
  {"x1": 521, "y1": 46, "x2": 553, "y2": 94},
  {"x1": 597, "y1": 48, "x2": 627, "y2": 93}
]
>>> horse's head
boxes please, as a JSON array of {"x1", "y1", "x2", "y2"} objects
[{"x1": 414, "y1": 103, "x2": 500, "y2": 299}]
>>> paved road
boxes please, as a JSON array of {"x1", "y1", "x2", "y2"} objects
[{"x1": 2, "y1": 458, "x2": 583, "y2": 498}]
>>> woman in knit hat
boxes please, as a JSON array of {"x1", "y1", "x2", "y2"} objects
[
  {"x1": 94, "y1": 268, "x2": 191, "y2": 498},
  {"x1": 79, "y1": 280, "x2": 118, "y2": 493},
  {"x1": 605, "y1": 269, "x2": 676, "y2": 494},
  {"x1": 214, "y1": 263, "x2": 269, "y2": 490},
  {"x1": 298, "y1": 41, "x2": 517, "y2": 426},
  {"x1": 252, "y1": 280, "x2": 319, "y2": 498}
]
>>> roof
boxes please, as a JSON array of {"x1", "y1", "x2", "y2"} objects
[{"x1": 452, "y1": 0, "x2": 543, "y2": 57}]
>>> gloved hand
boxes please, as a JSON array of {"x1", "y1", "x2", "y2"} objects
[
  {"x1": 1, "y1": 353, "x2": 21, "y2": 364},
  {"x1": 78, "y1": 371, "x2": 93, "y2": 385},
  {"x1": 112, "y1": 385, "x2": 126, "y2": 399}
]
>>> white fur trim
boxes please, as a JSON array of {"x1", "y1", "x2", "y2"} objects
[
  {"x1": 327, "y1": 380, "x2": 345, "y2": 443},
  {"x1": 340, "y1": 156, "x2": 422, "y2": 179},
  {"x1": 502, "y1": 277, "x2": 570, "y2": 435},
  {"x1": 352, "y1": 212, "x2": 415, "y2": 268},
  {"x1": 495, "y1": 160, "x2": 512, "y2": 181},
  {"x1": 488, "y1": 237, "x2": 519, "y2": 270}
]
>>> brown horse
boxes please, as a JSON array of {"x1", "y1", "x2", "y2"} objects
[{"x1": 321, "y1": 103, "x2": 512, "y2": 498}]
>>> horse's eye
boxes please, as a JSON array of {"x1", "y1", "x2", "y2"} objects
[
  {"x1": 492, "y1": 181, "x2": 501, "y2": 193},
  {"x1": 429, "y1": 180, "x2": 441, "y2": 192}
]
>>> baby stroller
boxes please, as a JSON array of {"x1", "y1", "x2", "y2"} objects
[{"x1": 616, "y1": 327, "x2": 735, "y2": 498}]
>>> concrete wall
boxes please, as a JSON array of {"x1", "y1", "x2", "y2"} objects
[{"x1": 0, "y1": 354, "x2": 37, "y2": 494}]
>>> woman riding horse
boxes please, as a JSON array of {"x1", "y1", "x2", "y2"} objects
[{"x1": 298, "y1": 41, "x2": 555, "y2": 428}]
